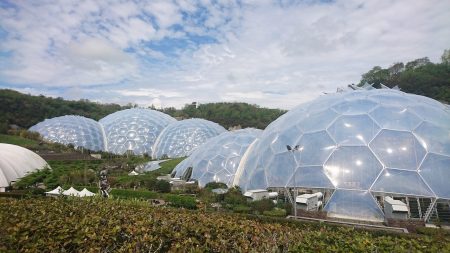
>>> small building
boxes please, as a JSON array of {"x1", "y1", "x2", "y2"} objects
[
  {"x1": 296, "y1": 192, "x2": 323, "y2": 211},
  {"x1": 384, "y1": 197, "x2": 408, "y2": 220},
  {"x1": 244, "y1": 189, "x2": 278, "y2": 201}
]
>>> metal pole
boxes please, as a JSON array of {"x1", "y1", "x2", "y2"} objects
[{"x1": 293, "y1": 154, "x2": 297, "y2": 218}]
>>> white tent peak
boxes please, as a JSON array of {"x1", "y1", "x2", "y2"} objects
[
  {"x1": 63, "y1": 187, "x2": 80, "y2": 196},
  {"x1": 79, "y1": 188, "x2": 96, "y2": 197},
  {"x1": 45, "y1": 186, "x2": 64, "y2": 195}
]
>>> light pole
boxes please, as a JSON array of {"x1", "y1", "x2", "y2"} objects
[{"x1": 287, "y1": 145, "x2": 300, "y2": 218}]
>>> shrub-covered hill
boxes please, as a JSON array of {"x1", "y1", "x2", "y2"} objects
[
  {"x1": 0, "y1": 89, "x2": 285, "y2": 133},
  {"x1": 0, "y1": 89, "x2": 128, "y2": 132},
  {"x1": 1, "y1": 198, "x2": 449, "y2": 252}
]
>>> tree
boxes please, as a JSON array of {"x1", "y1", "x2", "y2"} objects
[
  {"x1": 442, "y1": 49, "x2": 450, "y2": 64},
  {"x1": 359, "y1": 66, "x2": 390, "y2": 88}
]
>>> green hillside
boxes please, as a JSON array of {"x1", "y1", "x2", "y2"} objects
[{"x1": 0, "y1": 89, "x2": 285, "y2": 133}]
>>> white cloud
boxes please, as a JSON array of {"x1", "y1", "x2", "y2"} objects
[{"x1": 0, "y1": 0, "x2": 449, "y2": 109}]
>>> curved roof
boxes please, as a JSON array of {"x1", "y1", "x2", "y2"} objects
[
  {"x1": 29, "y1": 115, "x2": 105, "y2": 151},
  {"x1": 0, "y1": 144, "x2": 49, "y2": 188},
  {"x1": 99, "y1": 108, "x2": 176, "y2": 155},
  {"x1": 236, "y1": 89, "x2": 450, "y2": 221},
  {"x1": 152, "y1": 118, "x2": 226, "y2": 159},
  {"x1": 172, "y1": 128, "x2": 262, "y2": 187}
]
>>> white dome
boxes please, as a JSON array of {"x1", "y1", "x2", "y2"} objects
[
  {"x1": 29, "y1": 115, "x2": 105, "y2": 151},
  {"x1": 0, "y1": 144, "x2": 49, "y2": 188},
  {"x1": 236, "y1": 89, "x2": 450, "y2": 221},
  {"x1": 172, "y1": 128, "x2": 262, "y2": 187},
  {"x1": 152, "y1": 118, "x2": 226, "y2": 159},
  {"x1": 99, "y1": 108, "x2": 176, "y2": 155}
]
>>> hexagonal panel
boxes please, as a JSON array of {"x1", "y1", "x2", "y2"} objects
[
  {"x1": 265, "y1": 151, "x2": 296, "y2": 187},
  {"x1": 324, "y1": 146, "x2": 383, "y2": 190},
  {"x1": 270, "y1": 125, "x2": 302, "y2": 154},
  {"x1": 332, "y1": 99, "x2": 378, "y2": 115},
  {"x1": 414, "y1": 122, "x2": 450, "y2": 156},
  {"x1": 286, "y1": 166, "x2": 335, "y2": 189},
  {"x1": 324, "y1": 189, "x2": 384, "y2": 222},
  {"x1": 371, "y1": 169, "x2": 434, "y2": 197},
  {"x1": 419, "y1": 153, "x2": 450, "y2": 199},
  {"x1": 327, "y1": 115, "x2": 380, "y2": 146},
  {"x1": 298, "y1": 109, "x2": 339, "y2": 133},
  {"x1": 369, "y1": 130, "x2": 426, "y2": 170},
  {"x1": 370, "y1": 105, "x2": 422, "y2": 131},
  {"x1": 368, "y1": 93, "x2": 415, "y2": 107},
  {"x1": 295, "y1": 131, "x2": 336, "y2": 166},
  {"x1": 410, "y1": 104, "x2": 450, "y2": 128}
]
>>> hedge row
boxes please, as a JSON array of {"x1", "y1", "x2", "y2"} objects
[{"x1": 1, "y1": 198, "x2": 449, "y2": 252}]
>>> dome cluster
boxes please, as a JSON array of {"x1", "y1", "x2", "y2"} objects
[
  {"x1": 235, "y1": 89, "x2": 450, "y2": 221},
  {"x1": 26, "y1": 89, "x2": 450, "y2": 221},
  {"x1": 29, "y1": 109, "x2": 225, "y2": 157}
]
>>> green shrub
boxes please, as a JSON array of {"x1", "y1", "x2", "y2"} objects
[
  {"x1": 223, "y1": 187, "x2": 247, "y2": 206},
  {"x1": 250, "y1": 199, "x2": 275, "y2": 214},
  {"x1": 110, "y1": 189, "x2": 158, "y2": 199},
  {"x1": 164, "y1": 194, "x2": 197, "y2": 209},
  {"x1": 204, "y1": 182, "x2": 228, "y2": 190},
  {"x1": 154, "y1": 180, "x2": 171, "y2": 193},
  {"x1": 263, "y1": 208, "x2": 287, "y2": 217},
  {"x1": 233, "y1": 205, "x2": 251, "y2": 213}
]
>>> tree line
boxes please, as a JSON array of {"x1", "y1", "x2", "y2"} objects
[
  {"x1": 355, "y1": 49, "x2": 450, "y2": 103},
  {"x1": 0, "y1": 89, "x2": 286, "y2": 133}
]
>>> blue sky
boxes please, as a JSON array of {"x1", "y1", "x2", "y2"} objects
[{"x1": 0, "y1": 0, "x2": 449, "y2": 109}]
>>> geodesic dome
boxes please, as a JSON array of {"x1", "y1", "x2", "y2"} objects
[
  {"x1": 152, "y1": 118, "x2": 226, "y2": 159},
  {"x1": 236, "y1": 89, "x2": 450, "y2": 221},
  {"x1": 0, "y1": 144, "x2": 49, "y2": 189},
  {"x1": 172, "y1": 128, "x2": 262, "y2": 187},
  {"x1": 99, "y1": 108, "x2": 176, "y2": 155},
  {"x1": 29, "y1": 115, "x2": 105, "y2": 151}
]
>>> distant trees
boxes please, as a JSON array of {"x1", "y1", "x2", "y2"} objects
[
  {"x1": 159, "y1": 102, "x2": 286, "y2": 130},
  {"x1": 357, "y1": 49, "x2": 450, "y2": 103},
  {"x1": 0, "y1": 89, "x2": 286, "y2": 134},
  {"x1": 0, "y1": 89, "x2": 131, "y2": 133}
]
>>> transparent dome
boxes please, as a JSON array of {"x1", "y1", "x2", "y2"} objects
[
  {"x1": 172, "y1": 128, "x2": 262, "y2": 187},
  {"x1": 29, "y1": 115, "x2": 105, "y2": 151},
  {"x1": 0, "y1": 144, "x2": 49, "y2": 188},
  {"x1": 99, "y1": 108, "x2": 176, "y2": 155},
  {"x1": 152, "y1": 118, "x2": 226, "y2": 159},
  {"x1": 236, "y1": 89, "x2": 450, "y2": 221}
]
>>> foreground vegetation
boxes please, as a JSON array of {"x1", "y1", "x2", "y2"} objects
[{"x1": 0, "y1": 197, "x2": 448, "y2": 252}]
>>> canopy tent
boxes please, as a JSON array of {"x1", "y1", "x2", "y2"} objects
[
  {"x1": 79, "y1": 188, "x2": 96, "y2": 197},
  {"x1": 63, "y1": 187, "x2": 80, "y2": 196},
  {"x1": 128, "y1": 170, "x2": 139, "y2": 176},
  {"x1": 45, "y1": 186, "x2": 64, "y2": 196}
]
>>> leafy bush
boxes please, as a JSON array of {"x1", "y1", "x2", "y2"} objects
[
  {"x1": 263, "y1": 208, "x2": 287, "y2": 217},
  {"x1": 204, "y1": 182, "x2": 228, "y2": 190},
  {"x1": 233, "y1": 205, "x2": 251, "y2": 214},
  {"x1": 250, "y1": 199, "x2": 275, "y2": 214},
  {"x1": 110, "y1": 189, "x2": 158, "y2": 199},
  {"x1": 154, "y1": 180, "x2": 171, "y2": 193},
  {"x1": 223, "y1": 187, "x2": 247, "y2": 206},
  {"x1": 164, "y1": 194, "x2": 197, "y2": 209}
]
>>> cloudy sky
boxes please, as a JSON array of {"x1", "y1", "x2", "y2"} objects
[{"x1": 0, "y1": 0, "x2": 449, "y2": 109}]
